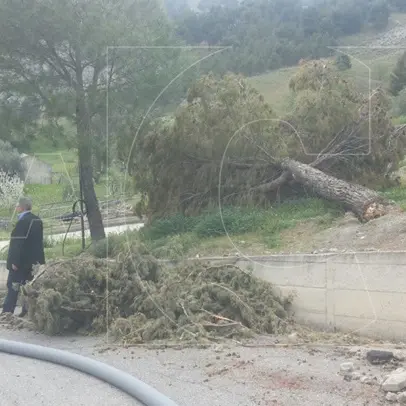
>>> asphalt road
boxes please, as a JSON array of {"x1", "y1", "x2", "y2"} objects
[
  {"x1": 0, "y1": 354, "x2": 141, "y2": 406},
  {"x1": 0, "y1": 328, "x2": 384, "y2": 406},
  {"x1": 0, "y1": 222, "x2": 144, "y2": 251}
]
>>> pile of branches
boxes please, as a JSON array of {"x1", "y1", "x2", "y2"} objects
[{"x1": 22, "y1": 246, "x2": 292, "y2": 343}]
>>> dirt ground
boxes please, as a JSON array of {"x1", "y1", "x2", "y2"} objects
[
  {"x1": 266, "y1": 212, "x2": 406, "y2": 255},
  {"x1": 301, "y1": 212, "x2": 406, "y2": 253},
  {"x1": 0, "y1": 326, "x2": 401, "y2": 405},
  {"x1": 190, "y1": 211, "x2": 406, "y2": 258}
]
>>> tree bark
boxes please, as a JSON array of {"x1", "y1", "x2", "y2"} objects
[
  {"x1": 76, "y1": 103, "x2": 106, "y2": 241},
  {"x1": 75, "y1": 47, "x2": 105, "y2": 241},
  {"x1": 281, "y1": 158, "x2": 398, "y2": 222}
]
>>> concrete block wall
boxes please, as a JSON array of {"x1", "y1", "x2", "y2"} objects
[
  {"x1": 166, "y1": 252, "x2": 406, "y2": 342},
  {"x1": 0, "y1": 260, "x2": 6, "y2": 289}
]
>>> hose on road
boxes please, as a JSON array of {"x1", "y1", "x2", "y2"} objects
[{"x1": 0, "y1": 339, "x2": 179, "y2": 406}]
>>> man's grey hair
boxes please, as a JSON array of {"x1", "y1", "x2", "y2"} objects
[{"x1": 18, "y1": 196, "x2": 32, "y2": 211}]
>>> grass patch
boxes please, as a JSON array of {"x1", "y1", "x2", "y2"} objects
[
  {"x1": 393, "y1": 115, "x2": 406, "y2": 125},
  {"x1": 140, "y1": 198, "x2": 343, "y2": 258},
  {"x1": 382, "y1": 186, "x2": 406, "y2": 210},
  {"x1": 23, "y1": 147, "x2": 132, "y2": 203},
  {"x1": 247, "y1": 67, "x2": 296, "y2": 114},
  {"x1": 249, "y1": 51, "x2": 399, "y2": 115},
  {"x1": 4, "y1": 185, "x2": 406, "y2": 261},
  {"x1": 34, "y1": 149, "x2": 77, "y2": 172},
  {"x1": 22, "y1": 179, "x2": 125, "y2": 212},
  {"x1": 0, "y1": 236, "x2": 84, "y2": 261},
  {"x1": 24, "y1": 184, "x2": 65, "y2": 205},
  {"x1": 193, "y1": 207, "x2": 264, "y2": 238},
  {"x1": 44, "y1": 239, "x2": 84, "y2": 260}
]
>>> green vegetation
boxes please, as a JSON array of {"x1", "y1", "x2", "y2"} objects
[
  {"x1": 393, "y1": 115, "x2": 406, "y2": 125},
  {"x1": 382, "y1": 187, "x2": 406, "y2": 210},
  {"x1": 248, "y1": 52, "x2": 402, "y2": 115},
  {"x1": 335, "y1": 54, "x2": 352, "y2": 71},
  {"x1": 0, "y1": 0, "x2": 190, "y2": 241},
  {"x1": 390, "y1": 51, "x2": 406, "y2": 95},
  {"x1": 24, "y1": 184, "x2": 65, "y2": 206},
  {"x1": 134, "y1": 67, "x2": 403, "y2": 219},
  {"x1": 138, "y1": 199, "x2": 343, "y2": 257},
  {"x1": 11, "y1": 158, "x2": 120, "y2": 215},
  {"x1": 34, "y1": 182, "x2": 406, "y2": 261},
  {"x1": 8, "y1": 198, "x2": 336, "y2": 260},
  {"x1": 35, "y1": 149, "x2": 77, "y2": 174},
  {"x1": 0, "y1": 140, "x2": 24, "y2": 176},
  {"x1": 174, "y1": 0, "x2": 391, "y2": 76},
  {"x1": 0, "y1": 237, "x2": 84, "y2": 261}
]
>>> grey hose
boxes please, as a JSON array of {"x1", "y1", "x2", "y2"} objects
[{"x1": 0, "y1": 339, "x2": 179, "y2": 406}]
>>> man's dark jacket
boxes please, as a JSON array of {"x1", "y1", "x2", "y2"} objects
[{"x1": 6, "y1": 212, "x2": 45, "y2": 272}]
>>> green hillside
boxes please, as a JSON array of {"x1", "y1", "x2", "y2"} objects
[{"x1": 248, "y1": 13, "x2": 406, "y2": 115}]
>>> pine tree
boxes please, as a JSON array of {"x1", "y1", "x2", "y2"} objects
[
  {"x1": 335, "y1": 54, "x2": 351, "y2": 71},
  {"x1": 389, "y1": 52, "x2": 406, "y2": 96}
]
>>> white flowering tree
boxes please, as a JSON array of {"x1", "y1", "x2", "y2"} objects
[{"x1": 0, "y1": 171, "x2": 24, "y2": 213}]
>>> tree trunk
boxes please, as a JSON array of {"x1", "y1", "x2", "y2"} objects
[
  {"x1": 76, "y1": 107, "x2": 106, "y2": 241},
  {"x1": 74, "y1": 109, "x2": 104, "y2": 240},
  {"x1": 74, "y1": 46, "x2": 105, "y2": 241},
  {"x1": 92, "y1": 136, "x2": 103, "y2": 184},
  {"x1": 281, "y1": 158, "x2": 398, "y2": 222}
]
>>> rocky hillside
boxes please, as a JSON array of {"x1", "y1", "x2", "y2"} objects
[{"x1": 339, "y1": 14, "x2": 406, "y2": 59}]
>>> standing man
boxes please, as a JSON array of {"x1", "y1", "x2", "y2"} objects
[{"x1": 2, "y1": 197, "x2": 45, "y2": 316}]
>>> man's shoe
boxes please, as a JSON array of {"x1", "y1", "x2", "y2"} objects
[{"x1": 17, "y1": 310, "x2": 27, "y2": 318}]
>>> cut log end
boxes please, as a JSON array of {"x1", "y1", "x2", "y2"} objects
[
  {"x1": 280, "y1": 159, "x2": 402, "y2": 223},
  {"x1": 362, "y1": 202, "x2": 389, "y2": 222},
  {"x1": 362, "y1": 202, "x2": 402, "y2": 222}
]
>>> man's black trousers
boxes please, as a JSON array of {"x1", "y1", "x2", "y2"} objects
[{"x1": 2, "y1": 268, "x2": 32, "y2": 314}]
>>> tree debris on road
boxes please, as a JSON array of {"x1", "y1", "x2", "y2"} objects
[{"x1": 21, "y1": 245, "x2": 293, "y2": 343}]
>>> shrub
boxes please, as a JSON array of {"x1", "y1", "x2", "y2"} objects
[
  {"x1": 0, "y1": 171, "x2": 24, "y2": 211},
  {"x1": 335, "y1": 54, "x2": 351, "y2": 71},
  {"x1": 194, "y1": 207, "x2": 264, "y2": 238},
  {"x1": 105, "y1": 166, "x2": 133, "y2": 197},
  {"x1": 392, "y1": 88, "x2": 406, "y2": 117},
  {"x1": 141, "y1": 213, "x2": 199, "y2": 240},
  {"x1": 90, "y1": 233, "x2": 128, "y2": 258},
  {"x1": 148, "y1": 233, "x2": 199, "y2": 259},
  {"x1": 0, "y1": 140, "x2": 23, "y2": 177}
]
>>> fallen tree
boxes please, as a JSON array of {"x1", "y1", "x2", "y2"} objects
[
  {"x1": 281, "y1": 159, "x2": 398, "y2": 221},
  {"x1": 131, "y1": 63, "x2": 406, "y2": 222}
]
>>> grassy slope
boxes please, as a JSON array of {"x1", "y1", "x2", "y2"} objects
[
  {"x1": 19, "y1": 148, "x2": 108, "y2": 214},
  {"x1": 36, "y1": 185, "x2": 406, "y2": 260},
  {"x1": 248, "y1": 13, "x2": 406, "y2": 115},
  {"x1": 248, "y1": 52, "x2": 401, "y2": 115}
]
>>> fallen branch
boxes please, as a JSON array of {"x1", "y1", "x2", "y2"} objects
[
  {"x1": 250, "y1": 171, "x2": 291, "y2": 193},
  {"x1": 203, "y1": 322, "x2": 243, "y2": 329}
]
